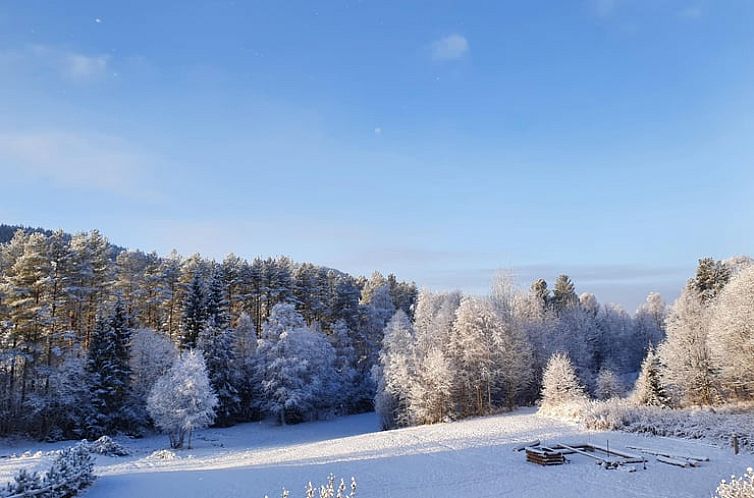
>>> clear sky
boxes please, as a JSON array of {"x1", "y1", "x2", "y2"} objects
[{"x1": 2, "y1": 1, "x2": 753, "y2": 310}]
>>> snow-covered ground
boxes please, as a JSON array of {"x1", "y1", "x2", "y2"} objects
[{"x1": 0, "y1": 408, "x2": 749, "y2": 498}]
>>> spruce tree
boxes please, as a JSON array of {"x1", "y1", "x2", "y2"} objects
[
  {"x1": 539, "y1": 353, "x2": 586, "y2": 412},
  {"x1": 198, "y1": 318, "x2": 239, "y2": 426},
  {"x1": 180, "y1": 271, "x2": 206, "y2": 349},
  {"x1": 86, "y1": 302, "x2": 132, "y2": 435},
  {"x1": 632, "y1": 347, "x2": 670, "y2": 407},
  {"x1": 552, "y1": 274, "x2": 577, "y2": 312},
  {"x1": 205, "y1": 266, "x2": 229, "y2": 330}
]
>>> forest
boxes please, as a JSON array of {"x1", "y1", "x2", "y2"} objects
[{"x1": 0, "y1": 224, "x2": 752, "y2": 445}]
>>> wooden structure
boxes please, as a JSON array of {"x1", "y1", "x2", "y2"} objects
[
  {"x1": 525, "y1": 446, "x2": 566, "y2": 466},
  {"x1": 523, "y1": 442, "x2": 645, "y2": 469}
]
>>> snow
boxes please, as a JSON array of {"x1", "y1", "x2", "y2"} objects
[{"x1": 0, "y1": 408, "x2": 749, "y2": 498}]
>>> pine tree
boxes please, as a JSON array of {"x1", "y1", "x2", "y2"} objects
[
  {"x1": 147, "y1": 350, "x2": 217, "y2": 449},
  {"x1": 232, "y1": 312, "x2": 258, "y2": 420},
  {"x1": 85, "y1": 302, "x2": 132, "y2": 435},
  {"x1": 632, "y1": 347, "x2": 670, "y2": 407},
  {"x1": 530, "y1": 278, "x2": 550, "y2": 311},
  {"x1": 690, "y1": 257, "x2": 730, "y2": 304},
  {"x1": 539, "y1": 353, "x2": 586, "y2": 411}
]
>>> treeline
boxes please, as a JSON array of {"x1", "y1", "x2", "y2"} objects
[
  {"x1": 0, "y1": 227, "x2": 416, "y2": 439},
  {"x1": 373, "y1": 256, "x2": 754, "y2": 430}
]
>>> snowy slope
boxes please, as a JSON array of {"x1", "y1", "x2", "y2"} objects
[{"x1": 0, "y1": 408, "x2": 749, "y2": 498}]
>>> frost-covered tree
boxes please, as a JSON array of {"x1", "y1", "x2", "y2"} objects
[
  {"x1": 709, "y1": 266, "x2": 754, "y2": 399},
  {"x1": 552, "y1": 274, "x2": 578, "y2": 313},
  {"x1": 374, "y1": 310, "x2": 416, "y2": 429},
  {"x1": 598, "y1": 303, "x2": 640, "y2": 373},
  {"x1": 690, "y1": 257, "x2": 730, "y2": 304},
  {"x1": 660, "y1": 287, "x2": 719, "y2": 406},
  {"x1": 129, "y1": 328, "x2": 177, "y2": 404},
  {"x1": 631, "y1": 347, "x2": 670, "y2": 407},
  {"x1": 180, "y1": 271, "x2": 206, "y2": 349},
  {"x1": 408, "y1": 348, "x2": 454, "y2": 425},
  {"x1": 232, "y1": 312, "x2": 258, "y2": 419},
  {"x1": 256, "y1": 303, "x2": 337, "y2": 424},
  {"x1": 452, "y1": 296, "x2": 532, "y2": 415},
  {"x1": 147, "y1": 350, "x2": 217, "y2": 449},
  {"x1": 86, "y1": 302, "x2": 133, "y2": 435},
  {"x1": 329, "y1": 319, "x2": 358, "y2": 412},
  {"x1": 28, "y1": 348, "x2": 93, "y2": 439},
  {"x1": 205, "y1": 265, "x2": 230, "y2": 330},
  {"x1": 634, "y1": 292, "x2": 667, "y2": 352},
  {"x1": 198, "y1": 318, "x2": 240, "y2": 426},
  {"x1": 539, "y1": 353, "x2": 586, "y2": 411},
  {"x1": 595, "y1": 368, "x2": 624, "y2": 400}
]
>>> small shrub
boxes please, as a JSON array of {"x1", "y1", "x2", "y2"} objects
[
  {"x1": 267, "y1": 476, "x2": 357, "y2": 498},
  {"x1": 2, "y1": 442, "x2": 95, "y2": 498},
  {"x1": 146, "y1": 449, "x2": 179, "y2": 461},
  {"x1": 86, "y1": 435, "x2": 130, "y2": 456},
  {"x1": 716, "y1": 467, "x2": 754, "y2": 498}
]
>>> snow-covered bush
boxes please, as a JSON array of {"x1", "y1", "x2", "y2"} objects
[
  {"x1": 3, "y1": 442, "x2": 95, "y2": 498},
  {"x1": 147, "y1": 350, "x2": 218, "y2": 449},
  {"x1": 268, "y1": 475, "x2": 357, "y2": 498},
  {"x1": 552, "y1": 398, "x2": 754, "y2": 452},
  {"x1": 716, "y1": 468, "x2": 754, "y2": 498},
  {"x1": 146, "y1": 449, "x2": 179, "y2": 461},
  {"x1": 86, "y1": 435, "x2": 130, "y2": 456},
  {"x1": 538, "y1": 353, "x2": 587, "y2": 417}
]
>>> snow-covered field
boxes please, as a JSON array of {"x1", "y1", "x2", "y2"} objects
[{"x1": 0, "y1": 408, "x2": 749, "y2": 498}]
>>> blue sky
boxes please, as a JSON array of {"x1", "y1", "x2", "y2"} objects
[{"x1": 1, "y1": 0, "x2": 753, "y2": 310}]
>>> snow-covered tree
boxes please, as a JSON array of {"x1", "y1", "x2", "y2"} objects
[
  {"x1": 374, "y1": 310, "x2": 416, "y2": 429},
  {"x1": 452, "y1": 296, "x2": 532, "y2": 415},
  {"x1": 690, "y1": 257, "x2": 730, "y2": 304},
  {"x1": 407, "y1": 348, "x2": 454, "y2": 425},
  {"x1": 329, "y1": 319, "x2": 358, "y2": 412},
  {"x1": 86, "y1": 302, "x2": 133, "y2": 435},
  {"x1": 595, "y1": 368, "x2": 624, "y2": 400},
  {"x1": 180, "y1": 271, "x2": 206, "y2": 349},
  {"x1": 129, "y1": 328, "x2": 177, "y2": 404},
  {"x1": 552, "y1": 274, "x2": 578, "y2": 313},
  {"x1": 256, "y1": 303, "x2": 337, "y2": 424},
  {"x1": 708, "y1": 266, "x2": 754, "y2": 400},
  {"x1": 198, "y1": 318, "x2": 239, "y2": 426},
  {"x1": 631, "y1": 347, "x2": 670, "y2": 407},
  {"x1": 539, "y1": 353, "x2": 586, "y2": 411},
  {"x1": 659, "y1": 287, "x2": 719, "y2": 406},
  {"x1": 147, "y1": 350, "x2": 217, "y2": 449},
  {"x1": 634, "y1": 292, "x2": 667, "y2": 352},
  {"x1": 232, "y1": 312, "x2": 258, "y2": 419}
]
